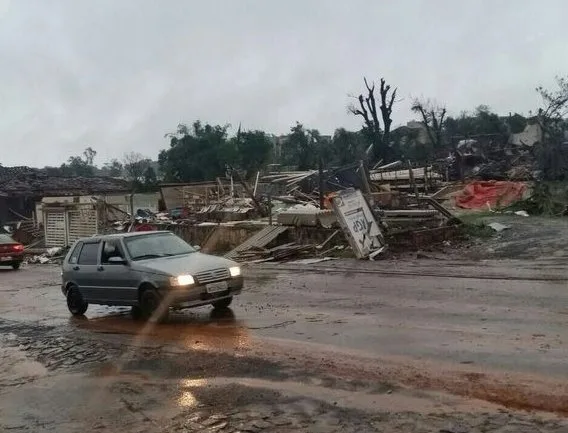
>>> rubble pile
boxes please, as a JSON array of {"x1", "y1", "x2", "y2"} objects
[
  {"x1": 231, "y1": 242, "x2": 315, "y2": 263},
  {"x1": 7, "y1": 143, "x2": 547, "y2": 267},
  {"x1": 25, "y1": 247, "x2": 67, "y2": 265},
  {"x1": 446, "y1": 137, "x2": 537, "y2": 182}
]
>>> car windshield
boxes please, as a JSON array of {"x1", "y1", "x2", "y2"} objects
[{"x1": 124, "y1": 233, "x2": 195, "y2": 260}]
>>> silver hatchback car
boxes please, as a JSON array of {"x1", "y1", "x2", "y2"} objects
[{"x1": 61, "y1": 231, "x2": 243, "y2": 321}]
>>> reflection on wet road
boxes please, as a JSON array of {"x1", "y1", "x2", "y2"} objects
[
  {"x1": 3, "y1": 262, "x2": 568, "y2": 431},
  {"x1": 2, "y1": 263, "x2": 568, "y2": 378},
  {"x1": 76, "y1": 308, "x2": 251, "y2": 351}
]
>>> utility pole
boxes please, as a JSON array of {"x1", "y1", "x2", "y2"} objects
[{"x1": 318, "y1": 140, "x2": 325, "y2": 209}]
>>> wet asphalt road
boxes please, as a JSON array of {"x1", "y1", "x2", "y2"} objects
[
  {"x1": 2, "y1": 259, "x2": 568, "y2": 431},
  {"x1": 1, "y1": 259, "x2": 567, "y2": 377}
]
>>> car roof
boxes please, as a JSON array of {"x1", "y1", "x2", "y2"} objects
[{"x1": 77, "y1": 231, "x2": 174, "y2": 243}]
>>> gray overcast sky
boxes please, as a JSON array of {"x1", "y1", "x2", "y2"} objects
[{"x1": 1, "y1": 0, "x2": 567, "y2": 167}]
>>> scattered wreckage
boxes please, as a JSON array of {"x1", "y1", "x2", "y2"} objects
[{"x1": 2, "y1": 154, "x2": 545, "y2": 265}]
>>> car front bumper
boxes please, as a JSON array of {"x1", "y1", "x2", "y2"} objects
[{"x1": 165, "y1": 277, "x2": 244, "y2": 309}]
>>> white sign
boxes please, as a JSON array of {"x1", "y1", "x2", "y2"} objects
[{"x1": 332, "y1": 188, "x2": 385, "y2": 259}]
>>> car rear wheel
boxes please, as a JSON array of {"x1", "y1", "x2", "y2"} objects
[
  {"x1": 67, "y1": 286, "x2": 88, "y2": 316},
  {"x1": 212, "y1": 296, "x2": 233, "y2": 310},
  {"x1": 12, "y1": 262, "x2": 21, "y2": 270},
  {"x1": 140, "y1": 289, "x2": 169, "y2": 322}
]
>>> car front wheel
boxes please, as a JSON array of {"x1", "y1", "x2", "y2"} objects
[
  {"x1": 212, "y1": 296, "x2": 233, "y2": 310},
  {"x1": 140, "y1": 289, "x2": 169, "y2": 322},
  {"x1": 12, "y1": 262, "x2": 21, "y2": 270},
  {"x1": 67, "y1": 286, "x2": 88, "y2": 316}
]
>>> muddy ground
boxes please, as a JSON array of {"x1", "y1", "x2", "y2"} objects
[
  {"x1": 1, "y1": 249, "x2": 568, "y2": 433},
  {"x1": 458, "y1": 213, "x2": 568, "y2": 260}
]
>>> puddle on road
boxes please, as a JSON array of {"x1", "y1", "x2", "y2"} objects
[
  {"x1": 173, "y1": 376, "x2": 501, "y2": 414},
  {"x1": 74, "y1": 308, "x2": 252, "y2": 351}
]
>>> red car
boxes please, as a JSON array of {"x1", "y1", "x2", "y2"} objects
[{"x1": 0, "y1": 234, "x2": 24, "y2": 270}]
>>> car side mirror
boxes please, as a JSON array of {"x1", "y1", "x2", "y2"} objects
[
  {"x1": 193, "y1": 245, "x2": 201, "y2": 251},
  {"x1": 108, "y1": 256, "x2": 127, "y2": 265}
]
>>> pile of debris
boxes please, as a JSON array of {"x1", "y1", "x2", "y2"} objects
[
  {"x1": 25, "y1": 247, "x2": 67, "y2": 265},
  {"x1": 230, "y1": 242, "x2": 315, "y2": 263},
  {"x1": 445, "y1": 136, "x2": 538, "y2": 182},
  {"x1": 224, "y1": 188, "x2": 394, "y2": 263}
]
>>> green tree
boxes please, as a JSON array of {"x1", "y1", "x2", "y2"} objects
[
  {"x1": 281, "y1": 122, "x2": 321, "y2": 170},
  {"x1": 142, "y1": 166, "x2": 158, "y2": 191},
  {"x1": 507, "y1": 113, "x2": 528, "y2": 134},
  {"x1": 329, "y1": 128, "x2": 367, "y2": 166},
  {"x1": 60, "y1": 154, "x2": 95, "y2": 177},
  {"x1": 444, "y1": 105, "x2": 508, "y2": 140},
  {"x1": 101, "y1": 159, "x2": 123, "y2": 177},
  {"x1": 159, "y1": 121, "x2": 231, "y2": 182},
  {"x1": 234, "y1": 129, "x2": 272, "y2": 178},
  {"x1": 58, "y1": 147, "x2": 98, "y2": 177}
]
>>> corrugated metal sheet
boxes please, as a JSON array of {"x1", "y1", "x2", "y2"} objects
[
  {"x1": 225, "y1": 225, "x2": 288, "y2": 260},
  {"x1": 44, "y1": 210, "x2": 67, "y2": 247}
]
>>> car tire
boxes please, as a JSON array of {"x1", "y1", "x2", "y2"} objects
[
  {"x1": 212, "y1": 296, "x2": 233, "y2": 310},
  {"x1": 67, "y1": 286, "x2": 88, "y2": 316},
  {"x1": 12, "y1": 262, "x2": 21, "y2": 270},
  {"x1": 140, "y1": 289, "x2": 169, "y2": 322},
  {"x1": 131, "y1": 306, "x2": 143, "y2": 320}
]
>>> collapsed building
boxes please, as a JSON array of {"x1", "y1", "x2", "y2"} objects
[
  {"x1": 0, "y1": 166, "x2": 131, "y2": 247},
  {"x1": 3, "y1": 115, "x2": 546, "y2": 262}
]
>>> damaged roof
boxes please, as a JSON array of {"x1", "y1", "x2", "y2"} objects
[{"x1": 0, "y1": 166, "x2": 130, "y2": 197}]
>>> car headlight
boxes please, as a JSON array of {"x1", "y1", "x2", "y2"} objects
[
  {"x1": 229, "y1": 266, "x2": 241, "y2": 277},
  {"x1": 170, "y1": 274, "x2": 195, "y2": 286}
]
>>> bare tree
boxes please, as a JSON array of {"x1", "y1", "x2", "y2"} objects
[
  {"x1": 349, "y1": 77, "x2": 397, "y2": 161},
  {"x1": 82, "y1": 147, "x2": 97, "y2": 166},
  {"x1": 411, "y1": 98, "x2": 447, "y2": 150},
  {"x1": 535, "y1": 76, "x2": 568, "y2": 180},
  {"x1": 123, "y1": 152, "x2": 151, "y2": 187},
  {"x1": 536, "y1": 76, "x2": 568, "y2": 132}
]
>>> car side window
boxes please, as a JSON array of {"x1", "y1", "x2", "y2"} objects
[
  {"x1": 101, "y1": 240, "x2": 124, "y2": 264},
  {"x1": 68, "y1": 242, "x2": 83, "y2": 264},
  {"x1": 77, "y1": 242, "x2": 100, "y2": 265}
]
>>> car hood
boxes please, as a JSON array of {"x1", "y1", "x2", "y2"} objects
[{"x1": 134, "y1": 252, "x2": 238, "y2": 276}]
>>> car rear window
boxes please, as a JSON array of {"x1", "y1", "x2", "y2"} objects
[
  {"x1": 77, "y1": 242, "x2": 99, "y2": 265},
  {"x1": 68, "y1": 242, "x2": 83, "y2": 264},
  {"x1": 0, "y1": 234, "x2": 15, "y2": 244}
]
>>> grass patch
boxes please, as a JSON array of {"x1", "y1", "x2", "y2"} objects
[
  {"x1": 460, "y1": 221, "x2": 495, "y2": 239},
  {"x1": 505, "y1": 182, "x2": 568, "y2": 216},
  {"x1": 457, "y1": 211, "x2": 495, "y2": 225}
]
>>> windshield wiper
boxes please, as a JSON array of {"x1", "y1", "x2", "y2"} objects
[{"x1": 131, "y1": 254, "x2": 164, "y2": 261}]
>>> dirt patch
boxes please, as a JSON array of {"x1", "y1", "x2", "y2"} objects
[
  {"x1": 249, "y1": 339, "x2": 568, "y2": 416},
  {"x1": 456, "y1": 214, "x2": 568, "y2": 260}
]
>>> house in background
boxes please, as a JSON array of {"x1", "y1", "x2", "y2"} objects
[{"x1": 0, "y1": 166, "x2": 131, "y2": 226}]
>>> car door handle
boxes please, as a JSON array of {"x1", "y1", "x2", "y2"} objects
[
  {"x1": 97, "y1": 266, "x2": 104, "y2": 271},
  {"x1": 73, "y1": 266, "x2": 80, "y2": 271}
]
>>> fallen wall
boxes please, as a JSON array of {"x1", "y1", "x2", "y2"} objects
[
  {"x1": 164, "y1": 223, "x2": 460, "y2": 255},
  {"x1": 165, "y1": 224, "x2": 263, "y2": 253}
]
